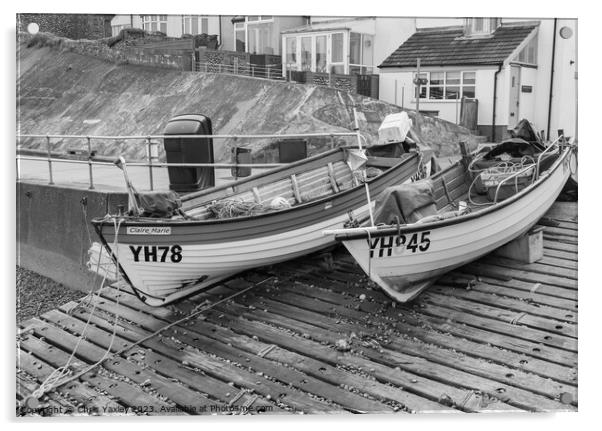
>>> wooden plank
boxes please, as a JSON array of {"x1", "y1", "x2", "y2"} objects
[
  {"x1": 264, "y1": 280, "x2": 577, "y2": 386},
  {"x1": 429, "y1": 284, "x2": 577, "y2": 323},
  {"x1": 327, "y1": 162, "x2": 340, "y2": 193},
  {"x1": 17, "y1": 345, "x2": 122, "y2": 415},
  {"x1": 198, "y1": 302, "x2": 517, "y2": 412},
  {"x1": 89, "y1": 292, "x2": 342, "y2": 413},
  {"x1": 453, "y1": 269, "x2": 578, "y2": 302},
  {"x1": 66, "y1": 303, "x2": 289, "y2": 414},
  {"x1": 480, "y1": 256, "x2": 578, "y2": 281},
  {"x1": 439, "y1": 275, "x2": 578, "y2": 312},
  {"x1": 202, "y1": 306, "x2": 571, "y2": 412},
  {"x1": 293, "y1": 271, "x2": 577, "y2": 366},
  {"x1": 238, "y1": 284, "x2": 577, "y2": 396},
  {"x1": 96, "y1": 289, "x2": 420, "y2": 413},
  {"x1": 290, "y1": 174, "x2": 302, "y2": 203},
  {"x1": 543, "y1": 239, "x2": 578, "y2": 253},
  {"x1": 543, "y1": 248, "x2": 578, "y2": 262},
  {"x1": 19, "y1": 326, "x2": 176, "y2": 415},
  {"x1": 462, "y1": 262, "x2": 578, "y2": 291}
]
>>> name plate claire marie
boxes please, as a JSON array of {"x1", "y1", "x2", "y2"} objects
[{"x1": 127, "y1": 226, "x2": 172, "y2": 235}]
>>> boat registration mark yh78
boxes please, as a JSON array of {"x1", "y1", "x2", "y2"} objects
[{"x1": 126, "y1": 226, "x2": 172, "y2": 235}]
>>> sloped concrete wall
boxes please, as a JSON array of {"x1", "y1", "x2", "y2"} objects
[
  {"x1": 16, "y1": 181, "x2": 128, "y2": 293},
  {"x1": 17, "y1": 36, "x2": 481, "y2": 164}
]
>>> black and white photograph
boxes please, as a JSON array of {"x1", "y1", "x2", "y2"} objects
[{"x1": 12, "y1": 1, "x2": 585, "y2": 422}]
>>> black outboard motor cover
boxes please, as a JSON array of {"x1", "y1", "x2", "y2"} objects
[{"x1": 163, "y1": 114, "x2": 215, "y2": 193}]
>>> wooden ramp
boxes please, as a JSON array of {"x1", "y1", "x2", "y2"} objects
[{"x1": 16, "y1": 202, "x2": 577, "y2": 416}]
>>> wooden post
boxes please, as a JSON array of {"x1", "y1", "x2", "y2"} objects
[{"x1": 146, "y1": 137, "x2": 154, "y2": 191}]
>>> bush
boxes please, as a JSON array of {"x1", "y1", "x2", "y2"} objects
[{"x1": 25, "y1": 32, "x2": 64, "y2": 49}]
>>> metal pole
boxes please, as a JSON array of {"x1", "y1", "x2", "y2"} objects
[
  {"x1": 401, "y1": 86, "x2": 405, "y2": 110},
  {"x1": 267, "y1": 65, "x2": 270, "y2": 80},
  {"x1": 415, "y1": 58, "x2": 421, "y2": 115},
  {"x1": 86, "y1": 136, "x2": 94, "y2": 190},
  {"x1": 46, "y1": 135, "x2": 54, "y2": 185},
  {"x1": 147, "y1": 137, "x2": 154, "y2": 191},
  {"x1": 352, "y1": 107, "x2": 374, "y2": 227}
]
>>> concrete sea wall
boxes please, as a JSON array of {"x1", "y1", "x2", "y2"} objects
[{"x1": 16, "y1": 181, "x2": 127, "y2": 293}]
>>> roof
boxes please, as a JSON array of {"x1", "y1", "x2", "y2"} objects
[
  {"x1": 282, "y1": 17, "x2": 374, "y2": 34},
  {"x1": 379, "y1": 22, "x2": 538, "y2": 68}
]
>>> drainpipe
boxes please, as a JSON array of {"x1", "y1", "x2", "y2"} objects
[
  {"x1": 546, "y1": 18, "x2": 558, "y2": 141},
  {"x1": 218, "y1": 15, "x2": 223, "y2": 48},
  {"x1": 491, "y1": 62, "x2": 503, "y2": 142}
]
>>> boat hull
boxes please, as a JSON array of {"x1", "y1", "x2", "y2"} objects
[
  {"x1": 93, "y1": 151, "x2": 419, "y2": 306},
  {"x1": 338, "y1": 147, "x2": 573, "y2": 302}
]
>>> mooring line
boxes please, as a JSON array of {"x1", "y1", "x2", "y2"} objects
[{"x1": 21, "y1": 273, "x2": 275, "y2": 409}]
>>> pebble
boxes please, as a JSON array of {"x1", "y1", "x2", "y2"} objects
[{"x1": 359, "y1": 294, "x2": 366, "y2": 301}]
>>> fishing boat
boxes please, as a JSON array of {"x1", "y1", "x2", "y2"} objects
[
  {"x1": 324, "y1": 136, "x2": 576, "y2": 302},
  {"x1": 92, "y1": 145, "x2": 421, "y2": 306}
]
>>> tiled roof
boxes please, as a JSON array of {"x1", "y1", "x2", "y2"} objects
[{"x1": 379, "y1": 23, "x2": 538, "y2": 68}]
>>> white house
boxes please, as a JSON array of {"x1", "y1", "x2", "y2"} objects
[
  {"x1": 110, "y1": 14, "x2": 220, "y2": 40},
  {"x1": 378, "y1": 18, "x2": 577, "y2": 142},
  {"x1": 280, "y1": 17, "x2": 416, "y2": 76}
]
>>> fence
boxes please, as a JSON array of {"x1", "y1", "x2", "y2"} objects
[
  {"x1": 16, "y1": 131, "x2": 360, "y2": 191},
  {"x1": 195, "y1": 62, "x2": 284, "y2": 80}
]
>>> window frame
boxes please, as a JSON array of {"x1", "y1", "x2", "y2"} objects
[
  {"x1": 416, "y1": 70, "x2": 477, "y2": 101},
  {"x1": 141, "y1": 15, "x2": 167, "y2": 34}
]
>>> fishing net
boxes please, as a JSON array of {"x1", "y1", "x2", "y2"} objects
[{"x1": 207, "y1": 199, "x2": 266, "y2": 219}]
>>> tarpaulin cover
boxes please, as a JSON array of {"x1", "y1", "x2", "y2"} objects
[
  {"x1": 134, "y1": 191, "x2": 182, "y2": 218},
  {"x1": 374, "y1": 180, "x2": 438, "y2": 225},
  {"x1": 482, "y1": 138, "x2": 546, "y2": 161}
]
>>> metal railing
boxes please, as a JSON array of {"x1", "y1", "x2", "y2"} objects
[
  {"x1": 195, "y1": 62, "x2": 284, "y2": 80},
  {"x1": 16, "y1": 131, "x2": 358, "y2": 191}
]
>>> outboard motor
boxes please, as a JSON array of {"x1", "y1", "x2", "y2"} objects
[{"x1": 163, "y1": 114, "x2": 215, "y2": 193}]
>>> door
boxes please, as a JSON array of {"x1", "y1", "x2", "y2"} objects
[{"x1": 508, "y1": 65, "x2": 521, "y2": 128}]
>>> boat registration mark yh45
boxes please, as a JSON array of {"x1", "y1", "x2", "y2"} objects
[
  {"x1": 369, "y1": 231, "x2": 431, "y2": 258},
  {"x1": 127, "y1": 226, "x2": 172, "y2": 235}
]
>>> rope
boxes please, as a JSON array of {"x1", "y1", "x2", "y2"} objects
[
  {"x1": 26, "y1": 217, "x2": 125, "y2": 405},
  {"x1": 23, "y1": 268, "x2": 275, "y2": 409}
]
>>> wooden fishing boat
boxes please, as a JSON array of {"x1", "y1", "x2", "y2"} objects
[
  {"x1": 92, "y1": 146, "x2": 420, "y2": 306},
  {"x1": 325, "y1": 139, "x2": 575, "y2": 302}
]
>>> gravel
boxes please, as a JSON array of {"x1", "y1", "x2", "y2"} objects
[{"x1": 16, "y1": 266, "x2": 84, "y2": 324}]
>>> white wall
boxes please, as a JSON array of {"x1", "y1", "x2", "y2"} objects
[
  {"x1": 379, "y1": 66, "x2": 502, "y2": 128},
  {"x1": 374, "y1": 18, "x2": 415, "y2": 68}
]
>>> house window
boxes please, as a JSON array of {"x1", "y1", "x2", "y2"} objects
[
  {"x1": 234, "y1": 22, "x2": 246, "y2": 52},
  {"x1": 301, "y1": 36, "x2": 312, "y2": 71},
  {"x1": 236, "y1": 16, "x2": 275, "y2": 54},
  {"x1": 315, "y1": 35, "x2": 327, "y2": 73},
  {"x1": 418, "y1": 71, "x2": 476, "y2": 100},
  {"x1": 465, "y1": 18, "x2": 500, "y2": 37},
  {"x1": 285, "y1": 37, "x2": 297, "y2": 70},
  {"x1": 330, "y1": 32, "x2": 345, "y2": 74},
  {"x1": 182, "y1": 15, "x2": 208, "y2": 35},
  {"x1": 141, "y1": 15, "x2": 167, "y2": 34}
]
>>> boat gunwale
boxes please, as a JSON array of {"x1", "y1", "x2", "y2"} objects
[
  {"x1": 333, "y1": 145, "x2": 573, "y2": 241},
  {"x1": 91, "y1": 149, "x2": 420, "y2": 228}
]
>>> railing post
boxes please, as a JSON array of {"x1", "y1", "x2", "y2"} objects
[
  {"x1": 86, "y1": 136, "x2": 94, "y2": 190},
  {"x1": 147, "y1": 137, "x2": 154, "y2": 191},
  {"x1": 46, "y1": 135, "x2": 54, "y2": 185},
  {"x1": 252, "y1": 66, "x2": 255, "y2": 77},
  {"x1": 218, "y1": 64, "x2": 222, "y2": 74},
  {"x1": 267, "y1": 65, "x2": 271, "y2": 80}
]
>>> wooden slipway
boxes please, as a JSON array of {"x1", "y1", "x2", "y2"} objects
[{"x1": 16, "y1": 202, "x2": 577, "y2": 415}]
